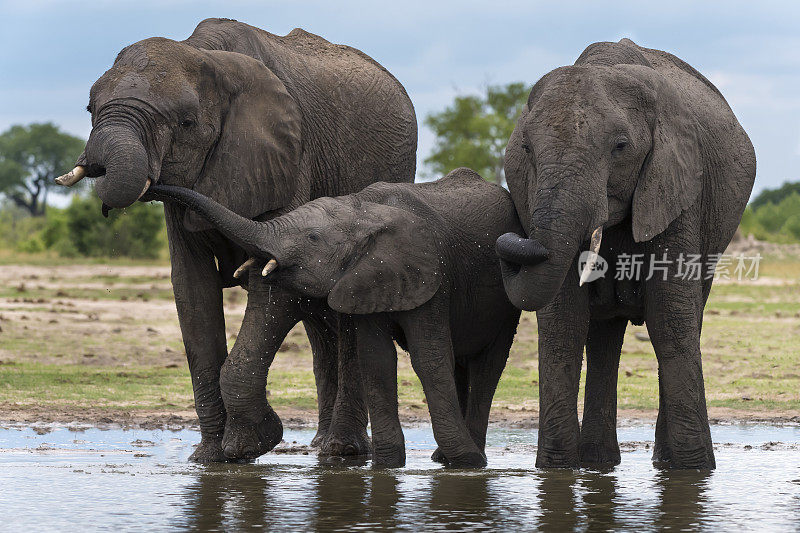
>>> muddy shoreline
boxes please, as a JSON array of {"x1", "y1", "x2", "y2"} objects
[{"x1": 2, "y1": 405, "x2": 797, "y2": 432}]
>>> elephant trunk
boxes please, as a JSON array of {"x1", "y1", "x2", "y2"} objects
[
  {"x1": 497, "y1": 167, "x2": 606, "y2": 311},
  {"x1": 496, "y1": 226, "x2": 583, "y2": 311},
  {"x1": 145, "y1": 184, "x2": 273, "y2": 258},
  {"x1": 86, "y1": 125, "x2": 151, "y2": 209}
]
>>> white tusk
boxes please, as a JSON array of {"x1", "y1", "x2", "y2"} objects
[
  {"x1": 54, "y1": 166, "x2": 86, "y2": 187},
  {"x1": 136, "y1": 178, "x2": 152, "y2": 200},
  {"x1": 233, "y1": 258, "x2": 256, "y2": 279},
  {"x1": 579, "y1": 226, "x2": 603, "y2": 287},
  {"x1": 262, "y1": 259, "x2": 278, "y2": 277}
]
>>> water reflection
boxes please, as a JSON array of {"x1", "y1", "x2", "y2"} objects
[
  {"x1": 427, "y1": 473, "x2": 494, "y2": 529},
  {"x1": 537, "y1": 471, "x2": 580, "y2": 530},
  {"x1": 653, "y1": 469, "x2": 711, "y2": 531},
  {"x1": 175, "y1": 461, "x2": 742, "y2": 531},
  {"x1": 581, "y1": 470, "x2": 619, "y2": 531},
  {"x1": 5, "y1": 425, "x2": 793, "y2": 530},
  {"x1": 183, "y1": 464, "x2": 273, "y2": 531}
]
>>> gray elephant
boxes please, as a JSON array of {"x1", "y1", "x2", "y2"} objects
[
  {"x1": 143, "y1": 167, "x2": 523, "y2": 467},
  {"x1": 56, "y1": 18, "x2": 417, "y2": 462},
  {"x1": 494, "y1": 39, "x2": 755, "y2": 469}
]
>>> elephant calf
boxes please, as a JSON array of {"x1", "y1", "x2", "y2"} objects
[{"x1": 145, "y1": 168, "x2": 522, "y2": 467}]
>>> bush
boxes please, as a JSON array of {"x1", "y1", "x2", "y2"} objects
[
  {"x1": 739, "y1": 190, "x2": 800, "y2": 244},
  {"x1": 0, "y1": 191, "x2": 167, "y2": 259},
  {"x1": 63, "y1": 193, "x2": 165, "y2": 259}
]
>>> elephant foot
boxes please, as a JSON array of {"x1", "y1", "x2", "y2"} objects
[
  {"x1": 222, "y1": 409, "x2": 283, "y2": 462},
  {"x1": 318, "y1": 427, "x2": 371, "y2": 457},
  {"x1": 431, "y1": 445, "x2": 486, "y2": 468},
  {"x1": 310, "y1": 423, "x2": 331, "y2": 448},
  {"x1": 372, "y1": 443, "x2": 406, "y2": 468},
  {"x1": 579, "y1": 441, "x2": 621, "y2": 467},
  {"x1": 653, "y1": 447, "x2": 715, "y2": 470},
  {"x1": 431, "y1": 447, "x2": 447, "y2": 464},
  {"x1": 535, "y1": 439, "x2": 580, "y2": 469},
  {"x1": 444, "y1": 450, "x2": 487, "y2": 469},
  {"x1": 189, "y1": 436, "x2": 226, "y2": 464}
]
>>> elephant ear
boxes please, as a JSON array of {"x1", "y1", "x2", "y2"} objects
[
  {"x1": 631, "y1": 76, "x2": 702, "y2": 242},
  {"x1": 185, "y1": 50, "x2": 301, "y2": 231},
  {"x1": 327, "y1": 202, "x2": 442, "y2": 314}
]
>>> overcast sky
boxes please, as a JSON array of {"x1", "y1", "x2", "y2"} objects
[{"x1": 1, "y1": 0, "x2": 798, "y2": 198}]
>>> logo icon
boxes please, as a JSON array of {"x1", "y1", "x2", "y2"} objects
[{"x1": 578, "y1": 250, "x2": 608, "y2": 284}]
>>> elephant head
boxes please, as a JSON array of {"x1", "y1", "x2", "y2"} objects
[
  {"x1": 144, "y1": 184, "x2": 443, "y2": 313},
  {"x1": 59, "y1": 37, "x2": 301, "y2": 229},
  {"x1": 496, "y1": 62, "x2": 702, "y2": 311}
]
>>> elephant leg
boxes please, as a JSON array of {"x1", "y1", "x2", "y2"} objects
[
  {"x1": 355, "y1": 318, "x2": 405, "y2": 468},
  {"x1": 579, "y1": 317, "x2": 626, "y2": 466},
  {"x1": 219, "y1": 279, "x2": 303, "y2": 461},
  {"x1": 655, "y1": 278, "x2": 713, "y2": 462},
  {"x1": 304, "y1": 315, "x2": 339, "y2": 447},
  {"x1": 166, "y1": 210, "x2": 229, "y2": 463},
  {"x1": 402, "y1": 306, "x2": 486, "y2": 468},
  {"x1": 646, "y1": 275, "x2": 715, "y2": 469},
  {"x1": 431, "y1": 362, "x2": 470, "y2": 464},
  {"x1": 465, "y1": 324, "x2": 514, "y2": 452},
  {"x1": 536, "y1": 267, "x2": 590, "y2": 468},
  {"x1": 318, "y1": 313, "x2": 370, "y2": 456}
]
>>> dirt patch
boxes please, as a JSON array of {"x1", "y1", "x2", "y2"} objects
[{"x1": 2, "y1": 404, "x2": 798, "y2": 432}]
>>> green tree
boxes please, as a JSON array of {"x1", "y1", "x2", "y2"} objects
[
  {"x1": 0, "y1": 123, "x2": 84, "y2": 216},
  {"x1": 424, "y1": 82, "x2": 529, "y2": 184},
  {"x1": 750, "y1": 181, "x2": 800, "y2": 210}
]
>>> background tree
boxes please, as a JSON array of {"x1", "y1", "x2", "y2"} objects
[
  {"x1": 424, "y1": 82, "x2": 529, "y2": 184},
  {"x1": 750, "y1": 180, "x2": 800, "y2": 210},
  {"x1": 0, "y1": 123, "x2": 84, "y2": 216}
]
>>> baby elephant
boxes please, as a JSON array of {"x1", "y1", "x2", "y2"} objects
[{"x1": 146, "y1": 168, "x2": 522, "y2": 467}]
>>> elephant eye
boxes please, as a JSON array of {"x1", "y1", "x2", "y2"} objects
[
  {"x1": 613, "y1": 138, "x2": 628, "y2": 153},
  {"x1": 307, "y1": 232, "x2": 320, "y2": 243},
  {"x1": 180, "y1": 119, "x2": 195, "y2": 128},
  {"x1": 522, "y1": 142, "x2": 531, "y2": 154}
]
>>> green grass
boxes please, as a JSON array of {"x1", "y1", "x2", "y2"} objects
[
  {"x1": 0, "y1": 362, "x2": 192, "y2": 409},
  {"x1": 0, "y1": 248, "x2": 168, "y2": 267},
  {"x1": 1, "y1": 254, "x2": 799, "y2": 421}
]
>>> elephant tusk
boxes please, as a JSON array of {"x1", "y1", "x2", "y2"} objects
[
  {"x1": 233, "y1": 258, "x2": 256, "y2": 279},
  {"x1": 579, "y1": 226, "x2": 603, "y2": 287},
  {"x1": 137, "y1": 178, "x2": 152, "y2": 200},
  {"x1": 262, "y1": 259, "x2": 278, "y2": 277},
  {"x1": 54, "y1": 166, "x2": 86, "y2": 187}
]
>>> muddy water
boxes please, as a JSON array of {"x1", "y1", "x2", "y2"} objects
[{"x1": 1, "y1": 424, "x2": 798, "y2": 531}]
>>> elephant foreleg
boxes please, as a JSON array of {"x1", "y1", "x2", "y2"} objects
[
  {"x1": 536, "y1": 266, "x2": 590, "y2": 468},
  {"x1": 356, "y1": 317, "x2": 405, "y2": 467},
  {"x1": 219, "y1": 279, "x2": 303, "y2": 461},
  {"x1": 402, "y1": 304, "x2": 486, "y2": 468},
  {"x1": 465, "y1": 323, "x2": 515, "y2": 452},
  {"x1": 646, "y1": 275, "x2": 715, "y2": 469},
  {"x1": 317, "y1": 313, "x2": 370, "y2": 456},
  {"x1": 166, "y1": 209, "x2": 229, "y2": 463},
  {"x1": 579, "y1": 317, "x2": 626, "y2": 466},
  {"x1": 304, "y1": 314, "x2": 339, "y2": 447}
]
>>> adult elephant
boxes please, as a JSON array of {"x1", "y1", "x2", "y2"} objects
[
  {"x1": 57, "y1": 18, "x2": 417, "y2": 462},
  {"x1": 495, "y1": 39, "x2": 755, "y2": 469}
]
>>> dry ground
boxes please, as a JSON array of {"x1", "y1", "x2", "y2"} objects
[{"x1": 0, "y1": 250, "x2": 798, "y2": 429}]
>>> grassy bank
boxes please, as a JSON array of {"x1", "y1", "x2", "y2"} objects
[{"x1": 0, "y1": 252, "x2": 798, "y2": 425}]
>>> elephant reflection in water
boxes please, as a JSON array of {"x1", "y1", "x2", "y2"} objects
[
  {"x1": 426, "y1": 473, "x2": 497, "y2": 529},
  {"x1": 181, "y1": 462, "x2": 402, "y2": 530},
  {"x1": 182, "y1": 465, "x2": 273, "y2": 531},
  {"x1": 653, "y1": 470, "x2": 711, "y2": 530},
  {"x1": 537, "y1": 471, "x2": 581, "y2": 530},
  {"x1": 312, "y1": 469, "x2": 401, "y2": 530}
]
